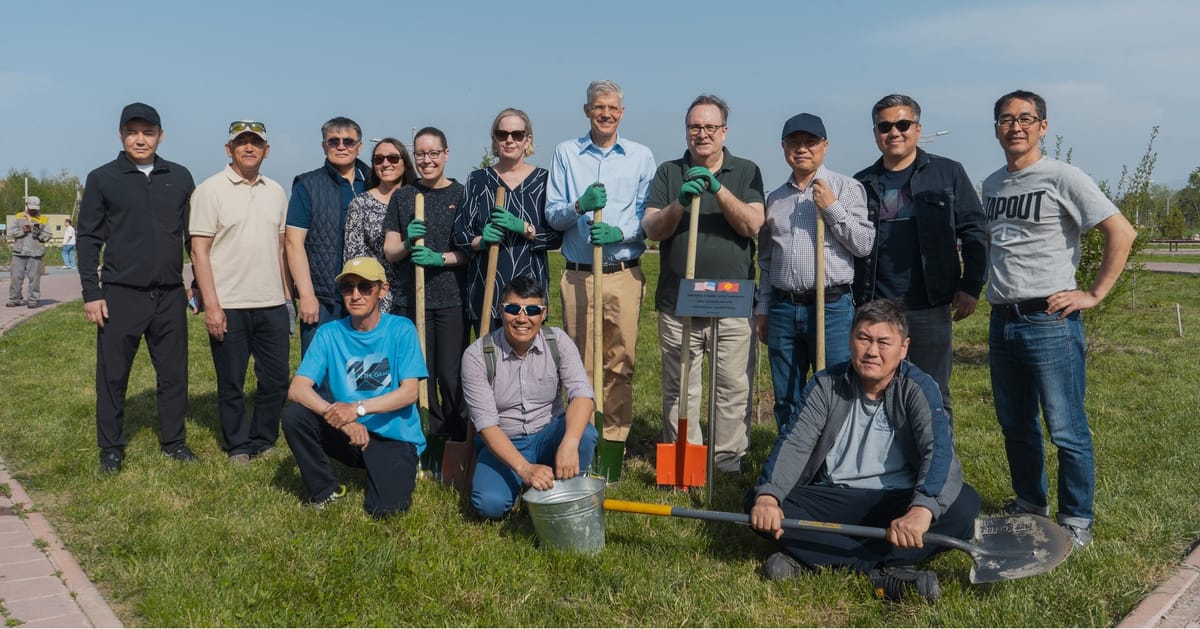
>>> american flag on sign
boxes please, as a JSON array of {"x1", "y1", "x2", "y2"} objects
[
  {"x1": 717, "y1": 281, "x2": 740, "y2": 292},
  {"x1": 694, "y1": 281, "x2": 716, "y2": 292}
]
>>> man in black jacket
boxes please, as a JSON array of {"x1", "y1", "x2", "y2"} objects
[
  {"x1": 853, "y1": 94, "x2": 986, "y2": 421},
  {"x1": 79, "y1": 102, "x2": 198, "y2": 473}
]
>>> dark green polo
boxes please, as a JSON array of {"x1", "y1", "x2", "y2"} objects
[{"x1": 647, "y1": 147, "x2": 765, "y2": 314}]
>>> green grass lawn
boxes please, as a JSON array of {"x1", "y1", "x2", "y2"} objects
[{"x1": 1, "y1": 256, "x2": 1199, "y2": 626}]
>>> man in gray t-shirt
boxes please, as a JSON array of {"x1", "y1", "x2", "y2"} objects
[{"x1": 982, "y1": 90, "x2": 1136, "y2": 550}]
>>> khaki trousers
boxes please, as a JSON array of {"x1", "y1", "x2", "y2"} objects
[
  {"x1": 658, "y1": 313, "x2": 752, "y2": 471},
  {"x1": 560, "y1": 266, "x2": 645, "y2": 441}
]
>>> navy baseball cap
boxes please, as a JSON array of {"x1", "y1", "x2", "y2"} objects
[
  {"x1": 120, "y1": 102, "x2": 161, "y2": 128},
  {"x1": 781, "y1": 113, "x2": 826, "y2": 140}
]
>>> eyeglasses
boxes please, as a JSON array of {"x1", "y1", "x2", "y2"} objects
[
  {"x1": 414, "y1": 149, "x2": 445, "y2": 161},
  {"x1": 372, "y1": 154, "x2": 403, "y2": 165},
  {"x1": 500, "y1": 303, "x2": 546, "y2": 317},
  {"x1": 783, "y1": 136, "x2": 824, "y2": 150},
  {"x1": 338, "y1": 280, "x2": 380, "y2": 296},
  {"x1": 228, "y1": 120, "x2": 266, "y2": 135},
  {"x1": 875, "y1": 119, "x2": 917, "y2": 134},
  {"x1": 686, "y1": 124, "x2": 726, "y2": 136},
  {"x1": 996, "y1": 115, "x2": 1041, "y2": 129},
  {"x1": 325, "y1": 136, "x2": 360, "y2": 149},
  {"x1": 493, "y1": 129, "x2": 528, "y2": 143}
]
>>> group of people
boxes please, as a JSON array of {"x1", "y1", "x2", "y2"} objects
[{"x1": 71, "y1": 81, "x2": 1134, "y2": 603}]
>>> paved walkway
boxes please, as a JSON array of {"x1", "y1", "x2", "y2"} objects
[
  {"x1": 0, "y1": 266, "x2": 121, "y2": 627},
  {"x1": 0, "y1": 263, "x2": 1198, "y2": 627}
]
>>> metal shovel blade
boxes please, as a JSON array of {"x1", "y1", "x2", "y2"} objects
[{"x1": 962, "y1": 514, "x2": 1074, "y2": 583}]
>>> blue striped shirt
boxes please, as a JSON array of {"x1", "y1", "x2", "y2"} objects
[{"x1": 546, "y1": 134, "x2": 656, "y2": 264}]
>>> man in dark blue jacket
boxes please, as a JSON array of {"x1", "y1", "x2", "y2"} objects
[
  {"x1": 79, "y1": 102, "x2": 198, "y2": 473},
  {"x1": 749, "y1": 299, "x2": 979, "y2": 603},
  {"x1": 285, "y1": 116, "x2": 370, "y2": 355},
  {"x1": 853, "y1": 95, "x2": 986, "y2": 421}
]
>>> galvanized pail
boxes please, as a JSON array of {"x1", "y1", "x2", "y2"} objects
[{"x1": 522, "y1": 476, "x2": 606, "y2": 554}]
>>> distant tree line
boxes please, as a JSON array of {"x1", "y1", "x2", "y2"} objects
[{"x1": 1, "y1": 169, "x2": 82, "y2": 218}]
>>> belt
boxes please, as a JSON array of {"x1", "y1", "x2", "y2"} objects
[
  {"x1": 772, "y1": 284, "x2": 850, "y2": 306},
  {"x1": 565, "y1": 258, "x2": 640, "y2": 274},
  {"x1": 993, "y1": 298, "x2": 1050, "y2": 319}
]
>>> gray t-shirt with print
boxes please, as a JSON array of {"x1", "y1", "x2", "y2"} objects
[{"x1": 982, "y1": 157, "x2": 1119, "y2": 304}]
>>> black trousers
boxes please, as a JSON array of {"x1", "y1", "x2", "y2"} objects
[
  {"x1": 281, "y1": 403, "x2": 418, "y2": 518},
  {"x1": 209, "y1": 305, "x2": 290, "y2": 455},
  {"x1": 396, "y1": 306, "x2": 469, "y2": 441},
  {"x1": 95, "y1": 284, "x2": 188, "y2": 452},
  {"x1": 760, "y1": 483, "x2": 980, "y2": 573}
]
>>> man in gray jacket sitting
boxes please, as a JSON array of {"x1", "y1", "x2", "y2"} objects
[{"x1": 748, "y1": 299, "x2": 979, "y2": 603}]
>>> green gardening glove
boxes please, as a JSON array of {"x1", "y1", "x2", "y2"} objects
[
  {"x1": 576, "y1": 182, "x2": 607, "y2": 214},
  {"x1": 410, "y1": 245, "x2": 445, "y2": 267},
  {"x1": 684, "y1": 166, "x2": 721, "y2": 194},
  {"x1": 677, "y1": 178, "x2": 707, "y2": 207},
  {"x1": 480, "y1": 222, "x2": 504, "y2": 245},
  {"x1": 404, "y1": 219, "x2": 426, "y2": 248},
  {"x1": 490, "y1": 209, "x2": 526, "y2": 234},
  {"x1": 589, "y1": 221, "x2": 623, "y2": 245}
]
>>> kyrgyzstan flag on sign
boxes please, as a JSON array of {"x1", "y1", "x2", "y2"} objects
[{"x1": 717, "y1": 281, "x2": 739, "y2": 292}]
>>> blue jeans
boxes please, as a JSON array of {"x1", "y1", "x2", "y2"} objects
[
  {"x1": 905, "y1": 304, "x2": 954, "y2": 422},
  {"x1": 62, "y1": 244, "x2": 76, "y2": 268},
  {"x1": 766, "y1": 293, "x2": 853, "y2": 432},
  {"x1": 471, "y1": 416, "x2": 598, "y2": 519},
  {"x1": 989, "y1": 309, "x2": 1093, "y2": 524}
]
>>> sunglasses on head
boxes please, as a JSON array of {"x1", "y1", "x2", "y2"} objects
[
  {"x1": 326, "y1": 136, "x2": 360, "y2": 149},
  {"x1": 373, "y1": 154, "x2": 403, "y2": 165},
  {"x1": 493, "y1": 129, "x2": 528, "y2": 143},
  {"x1": 501, "y1": 303, "x2": 546, "y2": 317},
  {"x1": 338, "y1": 280, "x2": 379, "y2": 296},
  {"x1": 875, "y1": 119, "x2": 916, "y2": 134},
  {"x1": 229, "y1": 120, "x2": 266, "y2": 134}
]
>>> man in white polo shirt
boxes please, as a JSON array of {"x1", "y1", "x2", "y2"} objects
[{"x1": 190, "y1": 120, "x2": 292, "y2": 463}]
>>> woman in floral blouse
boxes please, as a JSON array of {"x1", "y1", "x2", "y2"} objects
[{"x1": 344, "y1": 137, "x2": 416, "y2": 313}]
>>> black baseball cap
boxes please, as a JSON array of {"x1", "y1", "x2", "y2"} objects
[
  {"x1": 781, "y1": 113, "x2": 826, "y2": 140},
  {"x1": 120, "y1": 102, "x2": 161, "y2": 128}
]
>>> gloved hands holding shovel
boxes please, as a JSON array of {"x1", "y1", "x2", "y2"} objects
[
  {"x1": 677, "y1": 178, "x2": 707, "y2": 207},
  {"x1": 576, "y1": 182, "x2": 607, "y2": 214},
  {"x1": 589, "y1": 221, "x2": 623, "y2": 245},
  {"x1": 404, "y1": 219, "x2": 426, "y2": 249},
  {"x1": 410, "y1": 246, "x2": 445, "y2": 267},
  {"x1": 490, "y1": 208, "x2": 526, "y2": 234},
  {"x1": 480, "y1": 222, "x2": 504, "y2": 245}
]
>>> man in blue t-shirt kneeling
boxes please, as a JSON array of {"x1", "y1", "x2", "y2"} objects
[{"x1": 282, "y1": 257, "x2": 428, "y2": 518}]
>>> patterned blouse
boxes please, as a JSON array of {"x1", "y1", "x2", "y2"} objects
[
  {"x1": 344, "y1": 189, "x2": 401, "y2": 313},
  {"x1": 453, "y1": 167, "x2": 562, "y2": 323}
]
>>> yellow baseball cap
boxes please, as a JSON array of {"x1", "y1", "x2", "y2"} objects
[{"x1": 334, "y1": 257, "x2": 387, "y2": 283}]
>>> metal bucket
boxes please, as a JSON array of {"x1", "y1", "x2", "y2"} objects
[{"x1": 522, "y1": 476, "x2": 606, "y2": 554}]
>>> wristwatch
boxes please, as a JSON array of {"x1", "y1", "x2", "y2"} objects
[{"x1": 355, "y1": 402, "x2": 367, "y2": 417}]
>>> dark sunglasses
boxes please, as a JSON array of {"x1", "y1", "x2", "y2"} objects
[
  {"x1": 501, "y1": 303, "x2": 546, "y2": 317},
  {"x1": 875, "y1": 120, "x2": 916, "y2": 134},
  {"x1": 338, "y1": 280, "x2": 379, "y2": 296},
  {"x1": 326, "y1": 136, "x2": 360, "y2": 149},
  {"x1": 373, "y1": 154, "x2": 403, "y2": 165},
  {"x1": 228, "y1": 120, "x2": 266, "y2": 134},
  {"x1": 493, "y1": 129, "x2": 528, "y2": 143}
]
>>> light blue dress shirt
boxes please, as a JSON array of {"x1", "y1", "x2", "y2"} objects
[{"x1": 546, "y1": 133, "x2": 656, "y2": 264}]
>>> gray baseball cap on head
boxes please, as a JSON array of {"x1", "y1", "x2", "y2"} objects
[
  {"x1": 781, "y1": 113, "x2": 827, "y2": 140},
  {"x1": 25, "y1": 196, "x2": 40, "y2": 210},
  {"x1": 120, "y1": 102, "x2": 161, "y2": 127}
]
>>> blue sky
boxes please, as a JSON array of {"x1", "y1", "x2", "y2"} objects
[{"x1": 3, "y1": 0, "x2": 1198, "y2": 205}]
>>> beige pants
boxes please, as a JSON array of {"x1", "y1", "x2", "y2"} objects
[
  {"x1": 560, "y1": 266, "x2": 645, "y2": 442},
  {"x1": 659, "y1": 313, "x2": 752, "y2": 471}
]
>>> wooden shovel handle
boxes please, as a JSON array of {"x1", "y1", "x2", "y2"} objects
[
  {"x1": 815, "y1": 213, "x2": 825, "y2": 371},
  {"x1": 415, "y1": 193, "x2": 428, "y2": 411},
  {"x1": 480, "y1": 187, "x2": 506, "y2": 337}
]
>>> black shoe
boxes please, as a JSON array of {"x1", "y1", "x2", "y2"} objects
[
  {"x1": 162, "y1": 444, "x2": 198, "y2": 462},
  {"x1": 763, "y1": 552, "x2": 806, "y2": 581},
  {"x1": 26, "y1": 301, "x2": 38, "y2": 309},
  {"x1": 99, "y1": 450, "x2": 123, "y2": 474},
  {"x1": 869, "y1": 566, "x2": 941, "y2": 602},
  {"x1": 250, "y1": 446, "x2": 276, "y2": 460},
  {"x1": 999, "y1": 497, "x2": 1050, "y2": 517}
]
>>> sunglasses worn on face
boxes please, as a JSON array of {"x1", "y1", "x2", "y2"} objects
[
  {"x1": 875, "y1": 119, "x2": 916, "y2": 134},
  {"x1": 501, "y1": 303, "x2": 546, "y2": 317},
  {"x1": 373, "y1": 154, "x2": 402, "y2": 165},
  {"x1": 338, "y1": 280, "x2": 379, "y2": 296},
  {"x1": 326, "y1": 137, "x2": 360, "y2": 149},
  {"x1": 493, "y1": 129, "x2": 528, "y2": 143},
  {"x1": 229, "y1": 120, "x2": 266, "y2": 134}
]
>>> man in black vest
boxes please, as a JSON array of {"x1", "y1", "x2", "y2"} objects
[{"x1": 285, "y1": 116, "x2": 370, "y2": 355}]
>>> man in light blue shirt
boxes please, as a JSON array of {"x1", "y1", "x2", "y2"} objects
[{"x1": 546, "y1": 79, "x2": 656, "y2": 448}]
